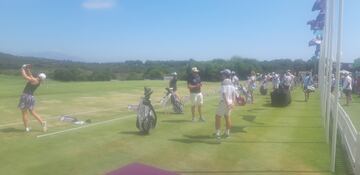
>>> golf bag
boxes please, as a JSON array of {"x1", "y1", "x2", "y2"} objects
[
  {"x1": 136, "y1": 87, "x2": 157, "y2": 134},
  {"x1": 238, "y1": 86, "x2": 252, "y2": 104},
  {"x1": 236, "y1": 95, "x2": 246, "y2": 106},
  {"x1": 270, "y1": 85, "x2": 291, "y2": 107},
  {"x1": 161, "y1": 88, "x2": 184, "y2": 114},
  {"x1": 260, "y1": 84, "x2": 268, "y2": 95}
]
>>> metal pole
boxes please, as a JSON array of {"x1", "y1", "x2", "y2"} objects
[
  {"x1": 320, "y1": 0, "x2": 331, "y2": 129},
  {"x1": 331, "y1": 0, "x2": 344, "y2": 172},
  {"x1": 325, "y1": 0, "x2": 334, "y2": 143}
]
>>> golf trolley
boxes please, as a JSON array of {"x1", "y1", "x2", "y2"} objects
[
  {"x1": 136, "y1": 87, "x2": 157, "y2": 134},
  {"x1": 160, "y1": 88, "x2": 184, "y2": 114}
]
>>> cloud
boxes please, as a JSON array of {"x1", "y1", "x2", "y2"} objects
[{"x1": 82, "y1": 0, "x2": 116, "y2": 10}]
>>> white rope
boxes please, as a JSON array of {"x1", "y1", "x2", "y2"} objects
[{"x1": 37, "y1": 114, "x2": 135, "y2": 138}]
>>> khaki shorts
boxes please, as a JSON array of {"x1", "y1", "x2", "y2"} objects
[
  {"x1": 216, "y1": 101, "x2": 232, "y2": 117},
  {"x1": 190, "y1": 93, "x2": 203, "y2": 106}
]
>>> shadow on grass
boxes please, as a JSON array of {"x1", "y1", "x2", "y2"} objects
[
  {"x1": 119, "y1": 131, "x2": 149, "y2": 136},
  {"x1": 169, "y1": 134, "x2": 220, "y2": 145},
  {"x1": 240, "y1": 115, "x2": 265, "y2": 125},
  {"x1": 0, "y1": 128, "x2": 24, "y2": 133},
  {"x1": 246, "y1": 108, "x2": 266, "y2": 112},
  {"x1": 262, "y1": 103, "x2": 290, "y2": 108},
  {"x1": 161, "y1": 119, "x2": 191, "y2": 123},
  {"x1": 231, "y1": 126, "x2": 247, "y2": 133}
]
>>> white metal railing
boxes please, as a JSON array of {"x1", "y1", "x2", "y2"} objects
[{"x1": 330, "y1": 95, "x2": 360, "y2": 174}]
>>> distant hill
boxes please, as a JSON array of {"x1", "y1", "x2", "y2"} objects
[
  {"x1": 0, "y1": 52, "x2": 62, "y2": 72},
  {"x1": 0, "y1": 51, "x2": 318, "y2": 82}
]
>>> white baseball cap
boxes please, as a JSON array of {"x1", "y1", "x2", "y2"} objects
[
  {"x1": 191, "y1": 67, "x2": 199, "y2": 73},
  {"x1": 38, "y1": 73, "x2": 46, "y2": 81},
  {"x1": 220, "y1": 69, "x2": 231, "y2": 76}
]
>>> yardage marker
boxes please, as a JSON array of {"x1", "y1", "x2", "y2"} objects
[{"x1": 37, "y1": 114, "x2": 135, "y2": 138}]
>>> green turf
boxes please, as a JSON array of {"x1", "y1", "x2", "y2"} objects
[
  {"x1": 340, "y1": 94, "x2": 360, "y2": 131},
  {"x1": 0, "y1": 75, "x2": 351, "y2": 175}
]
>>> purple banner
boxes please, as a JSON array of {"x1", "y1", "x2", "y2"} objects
[{"x1": 312, "y1": 0, "x2": 326, "y2": 12}]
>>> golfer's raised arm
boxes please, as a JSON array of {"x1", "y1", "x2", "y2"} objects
[{"x1": 21, "y1": 66, "x2": 36, "y2": 82}]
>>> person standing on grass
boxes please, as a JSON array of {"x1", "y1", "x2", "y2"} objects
[
  {"x1": 231, "y1": 71, "x2": 240, "y2": 89},
  {"x1": 169, "y1": 72, "x2": 178, "y2": 92},
  {"x1": 169, "y1": 72, "x2": 178, "y2": 97},
  {"x1": 303, "y1": 73, "x2": 313, "y2": 102},
  {"x1": 342, "y1": 72, "x2": 352, "y2": 105},
  {"x1": 331, "y1": 74, "x2": 336, "y2": 93},
  {"x1": 187, "y1": 67, "x2": 205, "y2": 122},
  {"x1": 247, "y1": 71, "x2": 256, "y2": 103},
  {"x1": 18, "y1": 64, "x2": 47, "y2": 132},
  {"x1": 283, "y1": 70, "x2": 293, "y2": 91},
  {"x1": 215, "y1": 69, "x2": 237, "y2": 140}
]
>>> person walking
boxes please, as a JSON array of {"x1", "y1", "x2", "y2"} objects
[
  {"x1": 215, "y1": 69, "x2": 237, "y2": 140},
  {"x1": 187, "y1": 67, "x2": 205, "y2": 122},
  {"x1": 18, "y1": 64, "x2": 47, "y2": 132},
  {"x1": 303, "y1": 73, "x2": 314, "y2": 102},
  {"x1": 342, "y1": 72, "x2": 352, "y2": 105},
  {"x1": 247, "y1": 71, "x2": 257, "y2": 103}
]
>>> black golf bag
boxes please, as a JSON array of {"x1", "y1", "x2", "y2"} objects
[
  {"x1": 136, "y1": 87, "x2": 157, "y2": 134},
  {"x1": 270, "y1": 85, "x2": 292, "y2": 107},
  {"x1": 260, "y1": 84, "x2": 268, "y2": 95},
  {"x1": 165, "y1": 88, "x2": 184, "y2": 114}
]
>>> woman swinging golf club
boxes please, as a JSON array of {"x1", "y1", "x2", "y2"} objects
[{"x1": 18, "y1": 64, "x2": 47, "y2": 132}]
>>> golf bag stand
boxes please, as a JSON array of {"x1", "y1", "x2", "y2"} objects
[{"x1": 136, "y1": 87, "x2": 157, "y2": 134}]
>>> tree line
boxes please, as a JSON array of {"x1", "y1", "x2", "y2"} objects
[{"x1": 0, "y1": 52, "x2": 321, "y2": 82}]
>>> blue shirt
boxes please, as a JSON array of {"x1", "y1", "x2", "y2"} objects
[{"x1": 304, "y1": 76, "x2": 313, "y2": 87}]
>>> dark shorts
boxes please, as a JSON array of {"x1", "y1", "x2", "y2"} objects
[
  {"x1": 18, "y1": 94, "x2": 36, "y2": 110},
  {"x1": 343, "y1": 89, "x2": 352, "y2": 97}
]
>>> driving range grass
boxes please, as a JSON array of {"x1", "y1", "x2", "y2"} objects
[
  {"x1": 0, "y1": 75, "x2": 351, "y2": 175},
  {"x1": 340, "y1": 94, "x2": 360, "y2": 131}
]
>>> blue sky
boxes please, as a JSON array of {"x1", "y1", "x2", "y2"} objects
[{"x1": 0, "y1": 0, "x2": 359, "y2": 62}]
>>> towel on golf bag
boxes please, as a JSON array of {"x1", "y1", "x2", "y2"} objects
[
  {"x1": 307, "y1": 85, "x2": 316, "y2": 92},
  {"x1": 271, "y1": 87, "x2": 291, "y2": 107}
]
